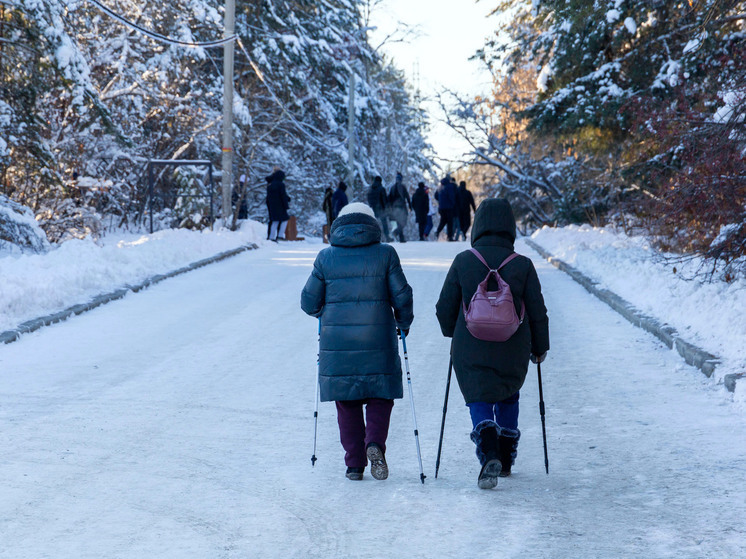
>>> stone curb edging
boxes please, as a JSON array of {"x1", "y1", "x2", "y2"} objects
[
  {"x1": 0, "y1": 243, "x2": 259, "y2": 345},
  {"x1": 524, "y1": 239, "x2": 740, "y2": 393}
]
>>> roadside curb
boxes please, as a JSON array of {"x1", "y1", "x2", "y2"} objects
[
  {"x1": 0, "y1": 243, "x2": 259, "y2": 345},
  {"x1": 523, "y1": 239, "x2": 737, "y2": 392}
]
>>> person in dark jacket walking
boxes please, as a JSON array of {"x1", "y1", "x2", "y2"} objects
[
  {"x1": 435, "y1": 198, "x2": 549, "y2": 489},
  {"x1": 331, "y1": 181, "x2": 349, "y2": 220},
  {"x1": 411, "y1": 182, "x2": 430, "y2": 241},
  {"x1": 266, "y1": 169, "x2": 290, "y2": 241},
  {"x1": 457, "y1": 181, "x2": 477, "y2": 241},
  {"x1": 301, "y1": 202, "x2": 414, "y2": 481},
  {"x1": 367, "y1": 176, "x2": 391, "y2": 242},
  {"x1": 434, "y1": 177, "x2": 458, "y2": 241},
  {"x1": 388, "y1": 172, "x2": 412, "y2": 242},
  {"x1": 322, "y1": 186, "x2": 334, "y2": 243}
]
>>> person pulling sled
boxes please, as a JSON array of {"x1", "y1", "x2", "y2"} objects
[
  {"x1": 435, "y1": 198, "x2": 549, "y2": 489},
  {"x1": 301, "y1": 202, "x2": 414, "y2": 481}
]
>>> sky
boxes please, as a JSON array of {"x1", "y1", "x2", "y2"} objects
[{"x1": 367, "y1": 0, "x2": 499, "y2": 168}]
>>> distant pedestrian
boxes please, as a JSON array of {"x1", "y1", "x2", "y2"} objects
[
  {"x1": 457, "y1": 181, "x2": 476, "y2": 241},
  {"x1": 388, "y1": 172, "x2": 412, "y2": 242},
  {"x1": 435, "y1": 198, "x2": 549, "y2": 489},
  {"x1": 367, "y1": 176, "x2": 391, "y2": 242},
  {"x1": 332, "y1": 181, "x2": 349, "y2": 219},
  {"x1": 322, "y1": 186, "x2": 334, "y2": 243},
  {"x1": 301, "y1": 202, "x2": 414, "y2": 481},
  {"x1": 434, "y1": 177, "x2": 458, "y2": 241},
  {"x1": 266, "y1": 169, "x2": 290, "y2": 241},
  {"x1": 411, "y1": 182, "x2": 430, "y2": 241}
]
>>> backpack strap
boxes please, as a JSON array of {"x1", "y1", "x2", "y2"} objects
[
  {"x1": 497, "y1": 252, "x2": 521, "y2": 271},
  {"x1": 469, "y1": 249, "x2": 521, "y2": 271}
]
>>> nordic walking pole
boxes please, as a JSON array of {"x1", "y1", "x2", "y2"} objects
[
  {"x1": 434, "y1": 355, "x2": 453, "y2": 479},
  {"x1": 537, "y1": 361, "x2": 549, "y2": 474},
  {"x1": 400, "y1": 330, "x2": 426, "y2": 484},
  {"x1": 311, "y1": 319, "x2": 321, "y2": 467}
]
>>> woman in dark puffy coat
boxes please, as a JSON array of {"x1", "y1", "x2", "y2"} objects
[
  {"x1": 265, "y1": 169, "x2": 290, "y2": 241},
  {"x1": 436, "y1": 198, "x2": 549, "y2": 489},
  {"x1": 301, "y1": 202, "x2": 414, "y2": 481}
]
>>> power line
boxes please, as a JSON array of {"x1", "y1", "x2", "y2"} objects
[
  {"x1": 87, "y1": 0, "x2": 236, "y2": 48},
  {"x1": 87, "y1": 0, "x2": 350, "y2": 152}
]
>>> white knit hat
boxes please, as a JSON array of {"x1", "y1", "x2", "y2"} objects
[{"x1": 338, "y1": 202, "x2": 375, "y2": 219}]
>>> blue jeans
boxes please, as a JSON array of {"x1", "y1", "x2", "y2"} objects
[{"x1": 467, "y1": 392, "x2": 520, "y2": 431}]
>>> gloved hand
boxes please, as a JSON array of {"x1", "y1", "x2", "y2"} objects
[
  {"x1": 397, "y1": 328, "x2": 410, "y2": 338},
  {"x1": 530, "y1": 352, "x2": 547, "y2": 364}
]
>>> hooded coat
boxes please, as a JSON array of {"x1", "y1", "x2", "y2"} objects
[
  {"x1": 435, "y1": 198, "x2": 549, "y2": 403},
  {"x1": 301, "y1": 212, "x2": 414, "y2": 402},
  {"x1": 265, "y1": 171, "x2": 290, "y2": 222}
]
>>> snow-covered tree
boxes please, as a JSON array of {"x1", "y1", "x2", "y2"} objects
[
  {"x1": 452, "y1": 0, "x2": 746, "y2": 275},
  {"x1": 1, "y1": 0, "x2": 433, "y2": 238}
]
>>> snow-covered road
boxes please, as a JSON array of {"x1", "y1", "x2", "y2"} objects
[{"x1": 1, "y1": 240, "x2": 744, "y2": 558}]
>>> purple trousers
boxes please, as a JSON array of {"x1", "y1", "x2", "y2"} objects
[{"x1": 335, "y1": 398, "x2": 394, "y2": 468}]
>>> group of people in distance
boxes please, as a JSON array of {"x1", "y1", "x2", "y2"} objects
[
  {"x1": 301, "y1": 197, "x2": 550, "y2": 489},
  {"x1": 321, "y1": 173, "x2": 477, "y2": 244}
]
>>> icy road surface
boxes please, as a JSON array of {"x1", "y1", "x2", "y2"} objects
[{"x1": 1, "y1": 240, "x2": 744, "y2": 558}]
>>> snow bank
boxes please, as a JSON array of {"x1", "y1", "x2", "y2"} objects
[
  {"x1": 0, "y1": 221, "x2": 265, "y2": 333},
  {"x1": 530, "y1": 225, "x2": 746, "y2": 387}
]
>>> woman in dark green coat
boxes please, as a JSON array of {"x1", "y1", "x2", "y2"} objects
[
  {"x1": 302, "y1": 203, "x2": 414, "y2": 481},
  {"x1": 436, "y1": 198, "x2": 549, "y2": 488}
]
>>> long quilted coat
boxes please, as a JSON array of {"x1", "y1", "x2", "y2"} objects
[{"x1": 301, "y1": 212, "x2": 414, "y2": 402}]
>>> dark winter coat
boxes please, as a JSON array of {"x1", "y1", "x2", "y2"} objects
[
  {"x1": 411, "y1": 185, "x2": 429, "y2": 223},
  {"x1": 388, "y1": 178, "x2": 412, "y2": 212},
  {"x1": 367, "y1": 178, "x2": 388, "y2": 217},
  {"x1": 301, "y1": 212, "x2": 414, "y2": 402},
  {"x1": 331, "y1": 187, "x2": 349, "y2": 219},
  {"x1": 265, "y1": 171, "x2": 290, "y2": 222},
  {"x1": 435, "y1": 198, "x2": 549, "y2": 404},
  {"x1": 436, "y1": 180, "x2": 458, "y2": 211},
  {"x1": 322, "y1": 188, "x2": 334, "y2": 226}
]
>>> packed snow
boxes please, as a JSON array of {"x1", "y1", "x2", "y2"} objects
[{"x1": 0, "y1": 230, "x2": 744, "y2": 557}]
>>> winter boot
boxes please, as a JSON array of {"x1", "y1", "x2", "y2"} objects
[
  {"x1": 346, "y1": 467, "x2": 364, "y2": 481},
  {"x1": 498, "y1": 428, "x2": 520, "y2": 477},
  {"x1": 366, "y1": 442, "x2": 389, "y2": 480},
  {"x1": 471, "y1": 420, "x2": 502, "y2": 489}
]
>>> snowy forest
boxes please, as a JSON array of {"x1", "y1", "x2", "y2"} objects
[
  {"x1": 1, "y1": 0, "x2": 745, "y2": 278},
  {"x1": 447, "y1": 0, "x2": 746, "y2": 278},
  {"x1": 0, "y1": 0, "x2": 433, "y2": 241}
]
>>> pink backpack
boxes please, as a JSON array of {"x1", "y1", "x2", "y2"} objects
[{"x1": 462, "y1": 249, "x2": 525, "y2": 342}]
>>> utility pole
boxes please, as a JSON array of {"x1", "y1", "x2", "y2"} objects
[
  {"x1": 221, "y1": 0, "x2": 235, "y2": 225},
  {"x1": 347, "y1": 72, "x2": 356, "y2": 189}
]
